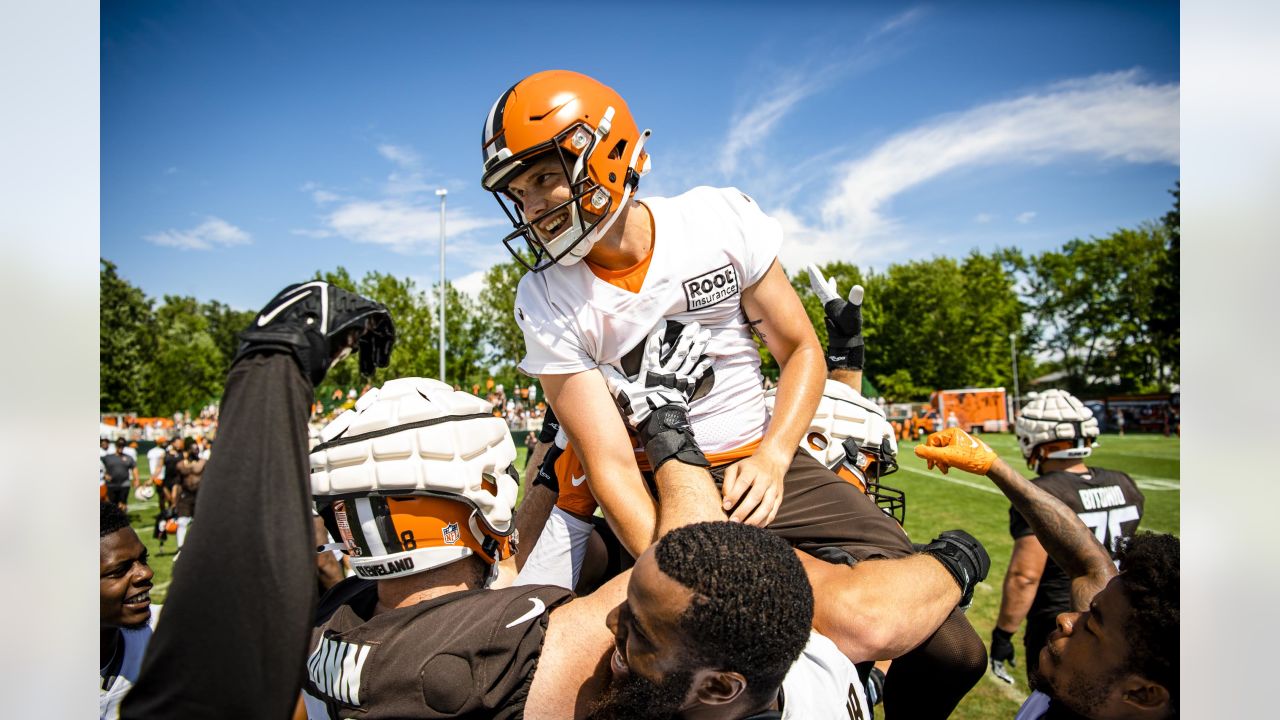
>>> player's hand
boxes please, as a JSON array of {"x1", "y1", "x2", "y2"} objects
[
  {"x1": 806, "y1": 264, "x2": 865, "y2": 371},
  {"x1": 913, "y1": 427, "x2": 997, "y2": 475},
  {"x1": 990, "y1": 627, "x2": 1016, "y2": 684},
  {"x1": 233, "y1": 281, "x2": 395, "y2": 386},
  {"x1": 600, "y1": 320, "x2": 713, "y2": 431},
  {"x1": 721, "y1": 449, "x2": 787, "y2": 527}
]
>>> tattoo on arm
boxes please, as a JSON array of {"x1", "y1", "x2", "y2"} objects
[
  {"x1": 744, "y1": 313, "x2": 767, "y2": 343},
  {"x1": 988, "y1": 461, "x2": 1116, "y2": 588}
]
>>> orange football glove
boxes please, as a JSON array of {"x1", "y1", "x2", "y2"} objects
[{"x1": 914, "y1": 427, "x2": 997, "y2": 475}]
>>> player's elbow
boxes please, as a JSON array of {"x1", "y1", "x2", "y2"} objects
[{"x1": 1007, "y1": 569, "x2": 1042, "y2": 590}]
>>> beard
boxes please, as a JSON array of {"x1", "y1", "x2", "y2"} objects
[
  {"x1": 586, "y1": 669, "x2": 694, "y2": 720},
  {"x1": 1030, "y1": 646, "x2": 1114, "y2": 719}
]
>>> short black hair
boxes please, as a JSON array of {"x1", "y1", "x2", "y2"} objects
[
  {"x1": 100, "y1": 500, "x2": 131, "y2": 538},
  {"x1": 1117, "y1": 532, "x2": 1179, "y2": 713},
  {"x1": 654, "y1": 522, "x2": 813, "y2": 704}
]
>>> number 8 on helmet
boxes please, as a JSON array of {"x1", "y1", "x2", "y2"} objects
[{"x1": 310, "y1": 378, "x2": 520, "y2": 583}]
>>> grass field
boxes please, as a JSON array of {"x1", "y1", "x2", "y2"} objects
[{"x1": 124, "y1": 434, "x2": 1178, "y2": 719}]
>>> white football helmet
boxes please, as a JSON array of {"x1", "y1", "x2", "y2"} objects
[
  {"x1": 310, "y1": 377, "x2": 519, "y2": 581},
  {"x1": 134, "y1": 485, "x2": 155, "y2": 502},
  {"x1": 766, "y1": 379, "x2": 905, "y2": 524},
  {"x1": 1015, "y1": 389, "x2": 1100, "y2": 471}
]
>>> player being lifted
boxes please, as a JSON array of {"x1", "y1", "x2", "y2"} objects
[{"x1": 482, "y1": 70, "x2": 987, "y2": 717}]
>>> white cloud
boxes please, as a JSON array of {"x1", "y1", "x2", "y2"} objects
[
  {"x1": 325, "y1": 199, "x2": 502, "y2": 255},
  {"x1": 820, "y1": 71, "x2": 1178, "y2": 242},
  {"x1": 452, "y1": 269, "x2": 488, "y2": 299},
  {"x1": 377, "y1": 144, "x2": 419, "y2": 168},
  {"x1": 145, "y1": 216, "x2": 251, "y2": 250},
  {"x1": 297, "y1": 144, "x2": 503, "y2": 257},
  {"x1": 290, "y1": 228, "x2": 333, "y2": 238},
  {"x1": 871, "y1": 6, "x2": 927, "y2": 38},
  {"x1": 759, "y1": 70, "x2": 1177, "y2": 271},
  {"x1": 719, "y1": 80, "x2": 818, "y2": 176},
  {"x1": 1016, "y1": 211, "x2": 1037, "y2": 224},
  {"x1": 164, "y1": 166, "x2": 178, "y2": 175}
]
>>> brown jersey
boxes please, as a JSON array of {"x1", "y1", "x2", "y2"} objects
[
  {"x1": 303, "y1": 577, "x2": 572, "y2": 719},
  {"x1": 1009, "y1": 466, "x2": 1145, "y2": 621}
]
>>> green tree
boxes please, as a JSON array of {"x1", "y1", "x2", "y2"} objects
[
  {"x1": 100, "y1": 259, "x2": 154, "y2": 412},
  {"x1": 1150, "y1": 184, "x2": 1180, "y2": 386},
  {"x1": 1026, "y1": 224, "x2": 1170, "y2": 394},
  {"x1": 147, "y1": 295, "x2": 225, "y2": 416},
  {"x1": 440, "y1": 282, "x2": 488, "y2": 389},
  {"x1": 201, "y1": 300, "x2": 256, "y2": 377}
]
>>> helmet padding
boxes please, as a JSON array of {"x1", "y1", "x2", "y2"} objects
[{"x1": 1015, "y1": 389, "x2": 1100, "y2": 470}]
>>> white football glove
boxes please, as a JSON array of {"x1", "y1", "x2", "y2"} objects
[{"x1": 600, "y1": 320, "x2": 713, "y2": 431}]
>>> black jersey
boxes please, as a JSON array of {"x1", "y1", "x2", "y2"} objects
[
  {"x1": 303, "y1": 577, "x2": 573, "y2": 720},
  {"x1": 1009, "y1": 467, "x2": 1145, "y2": 621}
]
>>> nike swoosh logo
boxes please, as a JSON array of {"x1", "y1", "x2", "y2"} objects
[
  {"x1": 969, "y1": 437, "x2": 979, "y2": 449},
  {"x1": 570, "y1": 473, "x2": 587, "y2": 487},
  {"x1": 257, "y1": 288, "x2": 313, "y2": 326},
  {"x1": 505, "y1": 598, "x2": 547, "y2": 628}
]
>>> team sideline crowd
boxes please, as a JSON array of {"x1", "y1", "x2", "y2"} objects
[{"x1": 100, "y1": 71, "x2": 1178, "y2": 720}]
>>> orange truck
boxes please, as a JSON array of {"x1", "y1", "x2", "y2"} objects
[{"x1": 931, "y1": 387, "x2": 1010, "y2": 434}]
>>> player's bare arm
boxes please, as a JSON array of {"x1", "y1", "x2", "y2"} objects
[
  {"x1": 916, "y1": 428, "x2": 1117, "y2": 611},
  {"x1": 997, "y1": 534, "x2": 1048, "y2": 633},
  {"x1": 541, "y1": 370, "x2": 659, "y2": 556},
  {"x1": 727, "y1": 259, "x2": 826, "y2": 525}
]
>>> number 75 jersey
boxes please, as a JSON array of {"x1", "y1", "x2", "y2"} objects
[{"x1": 1009, "y1": 466, "x2": 1145, "y2": 619}]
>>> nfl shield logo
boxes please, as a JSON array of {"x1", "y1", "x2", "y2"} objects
[{"x1": 442, "y1": 522, "x2": 460, "y2": 545}]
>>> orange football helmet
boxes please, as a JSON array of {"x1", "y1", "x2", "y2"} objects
[{"x1": 481, "y1": 70, "x2": 652, "y2": 272}]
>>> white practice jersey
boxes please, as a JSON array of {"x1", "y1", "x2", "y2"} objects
[
  {"x1": 780, "y1": 631, "x2": 870, "y2": 720},
  {"x1": 100, "y1": 606, "x2": 161, "y2": 720},
  {"x1": 514, "y1": 186, "x2": 782, "y2": 454}
]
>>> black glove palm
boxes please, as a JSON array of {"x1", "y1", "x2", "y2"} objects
[
  {"x1": 233, "y1": 281, "x2": 395, "y2": 386},
  {"x1": 806, "y1": 264, "x2": 865, "y2": 371},
  {"x1": 990, "y1": 627, "x2": 1016, "y2": 684}
]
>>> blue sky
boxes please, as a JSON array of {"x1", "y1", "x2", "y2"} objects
[{"x1": 102, "y1": 1, "x2": 1179, "y2": 309}]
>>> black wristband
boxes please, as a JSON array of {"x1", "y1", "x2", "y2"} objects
[
  {"x1": 824, "y1": 341, "x2": 864, "y2": 371},
  {"x1": 530, "y1": 444, "x2": 565, "y2": 494},
  {"x1": 537, "y1": 406, "x2": 560, "y2": 444},
  {"x1": 638, "y1": 406, "x2": 708, "y2": 472}
]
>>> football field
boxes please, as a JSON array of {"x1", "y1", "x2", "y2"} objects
[{"x1": 125, "y1": 433, "x2": 1179, "y2": 719}]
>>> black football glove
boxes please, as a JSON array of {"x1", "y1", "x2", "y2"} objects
[
  {"x1": 990, "y1": 627, "x2": 1016, "y2": 684},
  {"x1": 806, "y1": 264, "x2": 865, "y2": 371},
  {"x1": 232, "y1": 281, "x2": 395, "y2": 386},
  {"x1": 918, "y1": 529, "x2": 990, "y2": 610}
]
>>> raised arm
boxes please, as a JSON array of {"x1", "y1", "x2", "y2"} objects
[{"x1": 915, "y1": 428, "x2": 1116, "y2": 611}]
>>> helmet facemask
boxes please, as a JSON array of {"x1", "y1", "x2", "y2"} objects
[
  {"x1": 840, "y1": 435, "x2": 907, "y2": 526},
  {"x1": 491, "y1": 124, "x2": 609, "y2": 273}
]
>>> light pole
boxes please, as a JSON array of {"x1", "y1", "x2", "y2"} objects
[
  {"x1": 436, "y1": 188, "x2": 447, "y2": 383},
  {"x1": 1009, "y1": 332, "x2": 1020, "y2": 420}
]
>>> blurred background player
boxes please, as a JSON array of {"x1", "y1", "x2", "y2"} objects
[
  {"x1": 990, "y1": 390, "x2": 1145, "y2": 684},
  {"x1": 146, "y1": 438, "x2": 168, "y2": 514},
  {"x1": 101, "y1": 437, "x2": 139, "y2": 513},
  {"x1": 173, "y1": 438, "x2": 207, "y2": 552},
  {"x1": 100, "y1": 500, "x2": 157, "y2": 720},
  {"x1": 915, "y1": 428, "x2": 1176, "y2": 719}
]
